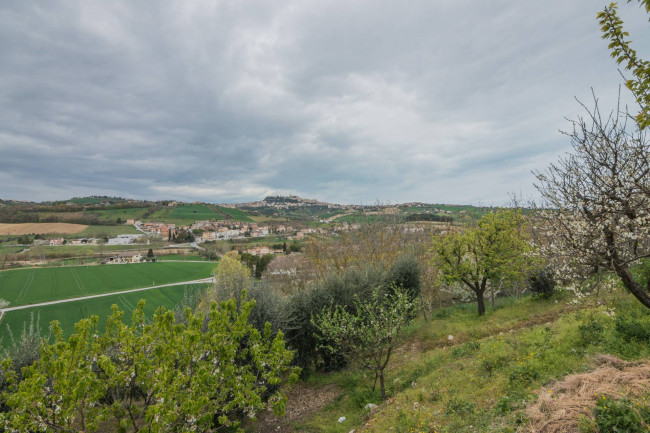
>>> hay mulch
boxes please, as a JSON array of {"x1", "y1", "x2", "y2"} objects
[{"x1": 524, "y1": 354, "x2": 650, "y2": 432}]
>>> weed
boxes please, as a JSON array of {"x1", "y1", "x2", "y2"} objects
[{"x1": 592, "y1": 394, "x2": 650, "y2": 433}]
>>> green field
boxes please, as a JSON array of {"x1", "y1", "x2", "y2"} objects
[
  {"x1": 86, "y1": 208, "x2": 150, "y2": 221},
  {"x1": 157, "y1": 254, "x2": 211, "y2": 261},
  {"x1": 0, "y1": 262, "x2": 216, "y2": 307},
  {"x1": 0, "y1": 245, "x2": 24, "y2": 255},
  {"x1": 212, "y1": 206, "x2": 253, "y2": 222},
  {"x1": 73, "y1": 224, "x2": 140, "y2": 238},
  {"x1": 1, "y1": 283, "x2": 208, "y2": 342}
]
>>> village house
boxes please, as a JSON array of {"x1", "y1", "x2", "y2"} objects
[{"x1": 103, "y1": 251, "x2": 143, "y2": 264}]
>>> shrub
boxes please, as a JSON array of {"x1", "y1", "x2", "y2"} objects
[
  {"x1": 386, "y1": 255, "x2": 421, "y2": 302},
  {"x1": 578, "y1": 315, "x2": 605, "y2": 346},
  {"x1": 528, "y1": 268, "x2": 556, "y2": 299},
  {"x1": 284, "y1": 265, "x2": 386, "y2": 372},
  {"x1": 614, "y1": 315, "x2": 650, "y2": 343}
]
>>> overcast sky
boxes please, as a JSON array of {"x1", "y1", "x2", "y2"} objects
[{"x1": 1, "y1": 1, "x2": 648, "y2": 205}]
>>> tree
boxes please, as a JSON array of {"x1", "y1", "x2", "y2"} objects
[
  {"x1": 430, "y1": 209, "x2": 535, "y2": 316},
  {"x1": 1, "y1": 297, "x2": 298, "y2": 432},
  {"x1": 312, "y1": 286, "x2": 415, "y2": 399},
  {"x1": 147, "y1": 248, "x2": 154, "y2": 259},
  {"x1": 598, "y1": 1, "x2": 650, "y2": 129},
  {"x1": 202, "y1": 251, "x2": 252, "y2": 307},
  {"x1": 534, "y1": 97, "x2": 650, "y2": 309}
]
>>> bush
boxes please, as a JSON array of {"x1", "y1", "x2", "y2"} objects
[
  {"x1": 528, "y1": 268, "x2": 556, "y2": 299},
  {"x1": 284, "y1": 265, "x2": 386, "y2": 372},
  {"x1": 247, "y1": 282, "x2": 287, "y2": 336},
  {"x1": 614, "y1": 315, "x2": 650, "y2": 343},
  {"x1": 386, "y1": 255, "x2": 421, "y2": 302}
]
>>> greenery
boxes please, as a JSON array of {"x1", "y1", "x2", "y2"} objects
[
  {"x1": 590, "y1": 394, "x2": 650, "y2": 432},
  {"x1": 1, "y1": 295, "x2": 298, "y2": 432},
  {"x1": 282, "y1": 287, "x2": 650, "y2": 432},
  {"x1": 313, "y1": 286, "x2": 415, "y2": 399},
  {"x1": 0, "y1": 262, "x2": 215, "y2": 307},
  {"x1": 598, "y1": 0, "x2": 650, "y2": 129},
  {"x1": 1, "y1": 284, "x2": 209, "y2": 343},
  {"x1": 431, "y1": 209, "x2": 536, "y2": 315},
  {"x1": 74, "y1": 224, "x2": 140, "y2": 238},
  {"x1": 528, "y1": 267, "x2": 557, "y2": 299}
]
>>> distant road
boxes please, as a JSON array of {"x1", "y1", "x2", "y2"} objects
[{"x1": 0, "y1": 277, "x2": 214, "y2": 323}]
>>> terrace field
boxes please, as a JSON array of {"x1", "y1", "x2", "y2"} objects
[
  {"x1": 0, "y1": 262, "x2": 216, "y2": 307},
  {"x1": 1, "y1": 283, "x2": 208, "y2": 343}
]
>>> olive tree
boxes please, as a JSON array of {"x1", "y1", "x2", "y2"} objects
[{"x1": 534, "y1": 97, "x2": 650, "y2": 309}]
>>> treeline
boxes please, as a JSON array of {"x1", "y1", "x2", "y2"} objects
[
  {"x1": 0, "y1": 210, "x2": 117, "y2": 226},
  {"x1": 405, "y1": 213, "x2": 453, "y2": 222}
]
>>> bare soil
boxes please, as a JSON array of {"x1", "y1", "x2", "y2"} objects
[
  {"x1": 250, "y1": 383, "x2": 342, "y2": 432},
  {"x1": 0, "y1": 223, "x2": 88, "y2": 235}
]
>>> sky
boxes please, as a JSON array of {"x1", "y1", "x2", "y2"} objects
[{"x1": 1, "y1": 1, "x2": 648, "y2": 205}]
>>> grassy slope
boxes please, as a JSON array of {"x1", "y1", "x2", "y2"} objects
[
  {"x1": 0, "y1": 262, "x2": 216, "y2": 307},
  {"x1": 1, "y1": 283, "x2": 209, "y2": 342},
  {"x1": 212, "y1": 205, "x2": 254, "y2": 222},
  {"x1": 280, "y1": 288, "x2": 650, "y2": 433},
  {"x1": 86, "y1": 208, "x2": 150, "y2": 221}
]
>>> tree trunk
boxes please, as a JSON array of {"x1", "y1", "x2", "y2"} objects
[
  {"x1": 613, "y1": 261, "x2": 650, "y2": 309},
  {"x1": 477, "y1": 277, "x2": 488, "y2": 316},
  {"x1": 476, "y1": 290, "x2": 486, "y2": 316},
  {"x1": 379, "y1": 371, "x2": 386, "y2": 400}
]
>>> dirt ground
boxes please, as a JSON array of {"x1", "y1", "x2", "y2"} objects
[
  {"x1": 0, "y1": 223, "x2": 88, "y2": 235},
  {"x1": 251, "y1": 383, "x2": 342, "y2": 432}
]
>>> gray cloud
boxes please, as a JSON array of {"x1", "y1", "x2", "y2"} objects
[{"x1": 1, "y1": 1, "x2": 647, "y2": 204}]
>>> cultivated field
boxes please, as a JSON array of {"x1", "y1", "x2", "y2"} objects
[
  {"x1": 0, "y1": 262, "x2": 216, "y2": 307},
  {"x1": 0, "y1": 223, "x2": 88, "y2": 235},
  {"x1": 1, "y1": 284, "x2": 209, "y2": 342}
]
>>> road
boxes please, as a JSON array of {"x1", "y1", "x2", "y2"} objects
[{"x1": 0, "y1": 277, "x2": 215, "y2": 324}]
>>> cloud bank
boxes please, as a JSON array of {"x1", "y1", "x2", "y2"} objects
[{"x1": 1, "y1": 1, "x2": 647, "y2": 204}]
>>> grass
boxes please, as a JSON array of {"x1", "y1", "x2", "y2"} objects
[
  {"x1": 147, "y1": 204, "x2": 224, "y2": 224},
  {"x1": 22, "y1": 244, "x2": 154, "y2": 260},
  {"x1": 73, "y1": 224, "x2": 140, "y2": 238},
  {"x1": 0, "y1": 261, "x2": 216, "y2": 307},
  {"x1": 213, "y1": 206, "x2": 254, "y2": 222},
  {"x1": 278, "y1": 287, "x2": 650, "y2": 433},
  {"x1": 157, "y1": 254, "x2": 213, "y2": 261},
  {"x1": 1, "y1": 283, "x2": 209, "y2": 342},
  {"x1": 86, "y1": 208, "x2": 150, "y2": 221}
]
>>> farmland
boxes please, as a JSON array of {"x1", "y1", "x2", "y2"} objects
[
  {"x1": 73, "y1": 224, "x2": 140, "y2": 238},
  {"x1": 0, "y1": 262, "x2": 216, "y2": 307},
  {"x1": 0, "y1": 283, "x2": 209, "y2": 342},
  {"x1": 0, "y1": 223, "x2": 88, "y2": 235}
]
